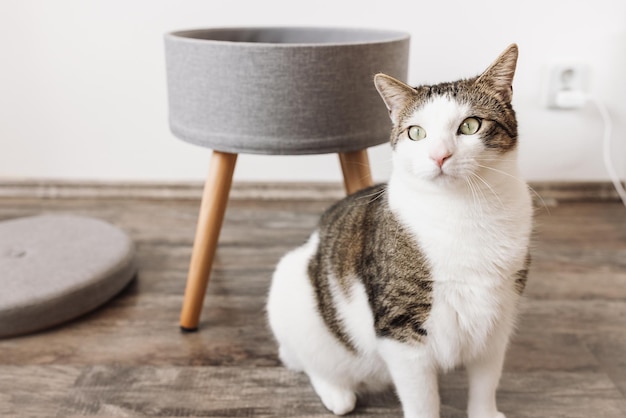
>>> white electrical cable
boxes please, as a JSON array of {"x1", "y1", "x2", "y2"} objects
[{"x1": 588, "y1": 97, "x2": 626, "y2": 208}]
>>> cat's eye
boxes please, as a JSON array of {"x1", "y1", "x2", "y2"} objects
[
  {"x1": 459, "y1": 117, "x2": 482, "y2": 135},
  {"x1": 407, "y1": 125, "x2": 426, "y2": 141}
]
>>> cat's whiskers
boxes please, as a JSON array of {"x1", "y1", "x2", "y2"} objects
[
  {"x1": 451, "y1": 158, "x2": 496, "y2": 210},
  {"x1": 476, "y1": 163, "x2": 549, "y2": 212},
  {"x1": 353, "y1": 186, "x2": 387, "y2": 206},
  {"x1": 469, "y1": 172, "x2": 505, "y2": 209},
  {"x1": 463, "y1": 176, "x2": 485, "y2": 215}
]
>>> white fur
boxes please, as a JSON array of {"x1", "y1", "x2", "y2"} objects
[
  {"x1": 267, "y1": 96, "x2": 533, "y2": 418},
  {"x1": 267, "y1": 233, "x2": 390, "y2": 415}
]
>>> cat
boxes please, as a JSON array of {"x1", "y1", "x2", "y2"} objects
[{"x1": 266, "y1": 44, "x2": 533, "y2": 418}]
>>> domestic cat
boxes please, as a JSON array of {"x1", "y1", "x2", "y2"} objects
[{"x1": 266, "y1": 44, "x2": 533, "y2": 418}]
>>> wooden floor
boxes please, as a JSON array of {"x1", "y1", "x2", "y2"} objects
[{"x1": 0, "y1": 191, "x2": 625, "y2": 417}]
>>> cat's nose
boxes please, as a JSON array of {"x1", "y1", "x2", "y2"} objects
[{"x1": 430, "y1": 151, "x2": 452, "y2": 168}]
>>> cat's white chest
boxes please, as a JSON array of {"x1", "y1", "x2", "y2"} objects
[
  {"x1": 387, "y1": 175, "x2": 532, "y2": 370},
  {"x1": 420, "y1": 219, "x2": 520, "y2": 369},
  {"x1": 426, "y1": 280, "x2": 515, "y2": 370}
]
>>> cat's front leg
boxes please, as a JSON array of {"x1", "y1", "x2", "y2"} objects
[
  {"x1": 465, "y1": 335, "x2": 508, "y2": 418},
  {"x1": 378, "y1": 339, "x2": 440, "y2": 418}
]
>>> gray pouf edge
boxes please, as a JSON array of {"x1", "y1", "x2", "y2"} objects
[
  {"x1": 170, "y1": 125, "x2": 391, "y2": 155},
  {"x1": 2, "y1": 254, "x2": 137, "y2": 338},
  {"x1": 0, "y1": 215, "x2": 137, "y2": 338}
]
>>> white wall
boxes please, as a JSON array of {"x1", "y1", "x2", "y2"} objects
[{"x1": 1, "y1": 0, "x2": 624, "y2": 183}]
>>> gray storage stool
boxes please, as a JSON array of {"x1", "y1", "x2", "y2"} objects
[
  {"x1": 0, "y1": 215, "x2": 136, "y2": 338},
  {"x1": 164, "y1": 27, "x2": 410, "y2": 331}
]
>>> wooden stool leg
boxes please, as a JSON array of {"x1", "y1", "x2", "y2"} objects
[
  {"x1": 180, "y1": 151, "x2": 238, "y2": 332},
  {"x1": 338, "y1": 149, "x2": 374, "y2": 195}
]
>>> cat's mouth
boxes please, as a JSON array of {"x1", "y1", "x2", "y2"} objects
[
  {"x1": 427, "y1": 168, "x2": 456, "y2": 184},
  {"x1": 428, "y1": 163, "x2": 467, "y2": 185}
]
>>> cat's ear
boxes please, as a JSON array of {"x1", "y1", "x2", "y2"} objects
[
  {"x1": 475, "y1": 44, "x2": 518, "y2": 103},
  {"x1": 374, "y1": 73, "x2": 415, "y2": 121}
]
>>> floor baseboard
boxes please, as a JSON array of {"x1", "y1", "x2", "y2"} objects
[
  {"x1": 0, "y1": 179, "x2": 623, "y2": 203},
  {"x1": 0, "y1": 180, "x2": 344, "y2": 201}
]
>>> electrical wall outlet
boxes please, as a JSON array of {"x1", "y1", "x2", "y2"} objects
[{"x1": 544, "y1": 63, "x2": 590, "y2": 109}]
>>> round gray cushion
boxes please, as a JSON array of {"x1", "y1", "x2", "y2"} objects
[
  {"x1": 0, "y1": 215, "x2": 136, "y2": 338},
  {"x1": 164, "y1": 27, "x2": 410, "y2": 155}
]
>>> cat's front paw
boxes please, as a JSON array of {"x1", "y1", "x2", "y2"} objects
[
  {"x1": 310, "y1": 377, "x2": 356, "y2": 416},
  {"x1": 322, "y1": 390, "x2": 356, "y2": 416}
]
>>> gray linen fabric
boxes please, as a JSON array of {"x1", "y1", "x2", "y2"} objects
[
  {"x1": 165, "y1": 27, "x2": 410, "y2": 155},
  {"x1": 0, "y1": 215, "x2": 136, "y2": 338}
]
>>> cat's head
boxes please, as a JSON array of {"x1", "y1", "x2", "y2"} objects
[{"x1": 375, "y1": 44, "x2": 519, "y2": 187}]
